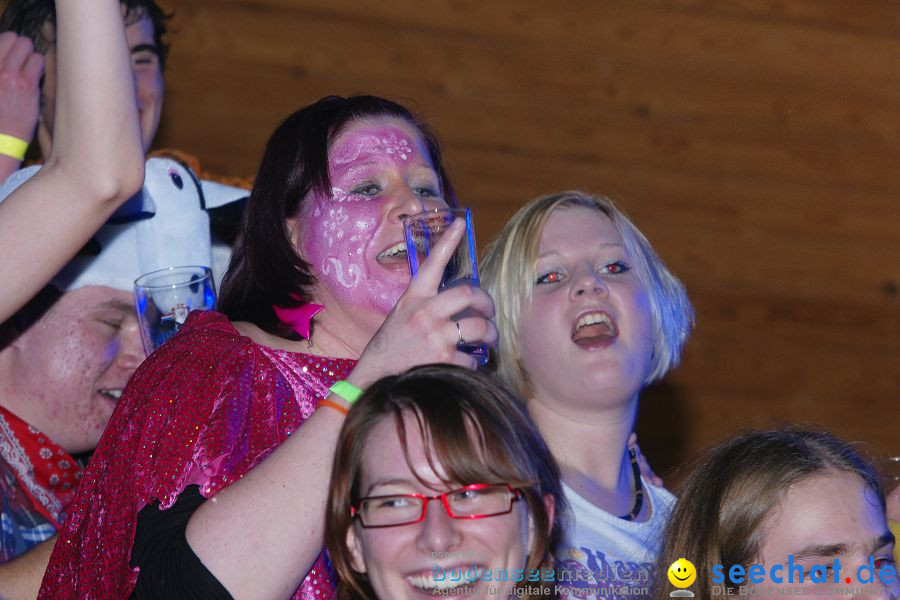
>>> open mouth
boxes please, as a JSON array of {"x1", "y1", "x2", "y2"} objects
[
  {"x1": 98, "y1": 389, "x2": 123, "y2": 404},
  {"x1": 571, "y1": 310, "x2": 618, "y2": 347},
  {"x1": 407, "y1": 572, "x2": 478, "y2": 596},
  {"x1": 376, "y1": 242, "x2": 408, "y2": 264}
]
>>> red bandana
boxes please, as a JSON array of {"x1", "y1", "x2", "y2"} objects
[{"x1": 0, "y1": 405, "x2": 82, "y2": 527}]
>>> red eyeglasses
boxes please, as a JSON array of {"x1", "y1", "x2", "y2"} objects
[{"x1": 352, "y1": 483, "x2": 522, "y2": 528}]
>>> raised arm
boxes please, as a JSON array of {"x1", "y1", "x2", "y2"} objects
[
  {"x1": 0, "y1": 31, "x2": 42, "y2": 184},
  {"x1": 0, "y1": 0, "x2": 144, "y2": 322}
]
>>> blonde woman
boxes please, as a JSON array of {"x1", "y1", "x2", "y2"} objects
[{"x1": 482, "y1": 191, "x2": 693, "y2": 598}]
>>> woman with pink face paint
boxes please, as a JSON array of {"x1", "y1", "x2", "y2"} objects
[
  {"x1": 481, "y1": 191, "x2": 694, "y2": 599},
  {"x1": 42, "y1": 96, "x2": 498, "y2": 599}
]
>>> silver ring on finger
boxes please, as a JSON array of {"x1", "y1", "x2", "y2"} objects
[{"x1": 456, "y1": 320, "x2": 465, "y2": 346}]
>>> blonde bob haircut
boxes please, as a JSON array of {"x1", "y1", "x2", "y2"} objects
[{"x1": 481, "y1": 191, "x2": 694, "y2": 399}]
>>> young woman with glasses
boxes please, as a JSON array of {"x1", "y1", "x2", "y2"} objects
[{"x1": 325, "y1": 364, "x2": 566, "y2": 600}]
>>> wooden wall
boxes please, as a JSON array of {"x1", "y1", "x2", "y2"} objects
[{"x1": 21, "y1": 0, "x2": 900, "y2": 479}]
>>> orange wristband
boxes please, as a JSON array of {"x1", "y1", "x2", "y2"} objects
[{"x1": 317, "y1": 398, "x2": 349, "y2": 416}]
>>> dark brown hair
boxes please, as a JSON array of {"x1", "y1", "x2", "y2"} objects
[
  {"x1": 0, "y1": 0, "x2": 171, "y2": 68},
  {"x1": 653, "y1": 427, "x2": 885, "y2": 600},
  {"x1": 217, "y1": 95, "x2": 457, "y2": 338},
  {"x1": 325, "y1": 364, "x2": 565, "y2": 600}
]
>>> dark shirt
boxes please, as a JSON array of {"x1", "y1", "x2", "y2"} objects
[{"x1": 130, "y1": 485, "x2": 233, "y2": 599}]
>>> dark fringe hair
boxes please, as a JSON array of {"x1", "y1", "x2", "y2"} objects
[{"x1": 0, "y1": 0, "x2": 171, "y2": 68}]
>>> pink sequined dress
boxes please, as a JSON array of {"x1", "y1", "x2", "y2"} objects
[{"x1": 40, "y1": 311, "x2": 355, "y2": 598}]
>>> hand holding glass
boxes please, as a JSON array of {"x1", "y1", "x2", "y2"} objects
[
  {"x1": 403, "y1": 207, "x2": 487, "y2": 364},
  {"x1": 134, "y1": 266, "x2": 216, "y2": 355}
]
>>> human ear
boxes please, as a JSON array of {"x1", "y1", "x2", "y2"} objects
[
  {"x1": 346, "y1": 524, "x2": 367, "y2": 573},
  {"x1": 526, "y1": 493, "x2": 557, "y2": 551},
  {"x1": 284, "y1": 214, "x2": 303, "y2": 256},
  {"x1": 543, "y1": 493, "x2": 556, "y2": 536}
]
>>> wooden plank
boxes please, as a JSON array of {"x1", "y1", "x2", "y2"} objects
[{"x1": 5, "y1": 0, "x2": 897, "y2": 479}]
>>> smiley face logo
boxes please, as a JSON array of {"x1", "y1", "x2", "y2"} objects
[{"x1": 668, "y1": 558, "x2": 696, "y2": 588}]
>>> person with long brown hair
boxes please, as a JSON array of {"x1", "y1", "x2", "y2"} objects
[
  {"x1": 653, "y1": 427, "x2": 898, "y2": 599},
  {"x1": 326, "y1": 364, "x2": 565, "y2": 600}
]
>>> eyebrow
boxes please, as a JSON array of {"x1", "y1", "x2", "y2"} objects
[
  {"x1": 873, "y1": 531, "x2": 895, "y2": 552},
  {"x1": 130, "y1": 43, "x2": 159, "y2": 56},
  {"x1": 334, "y1": 157, "x2": 433, "y2": 170},
  {"x1": 788, "y1": 532, "x2": 895, "y2": 563},
  {"x1": 791, "y1": 543, "x2": 848, "y2": 561},
  {"x1": 334, "y1": 159, "x2": 378, "y2": 170},
  {"x1": 99, "y1": 300, "x2": 135, "y2": 314},
  {"x1": 364, "y1": 478, "x2": 414, "y2": 496},
  {"x1": 536, "y1": 242, "x2": 625, "y2": 260}
]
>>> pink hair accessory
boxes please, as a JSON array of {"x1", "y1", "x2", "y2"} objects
[{"x1": 272, "y1": 302, "x2": 324, "y2": 339}]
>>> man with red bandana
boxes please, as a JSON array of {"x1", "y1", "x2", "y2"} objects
[
  {"x1": 0, "y1": 0, "x2": 247, "y2": 573},
  {"x1": 0, "y1": 159, "x2": 244, "y2": 564}
]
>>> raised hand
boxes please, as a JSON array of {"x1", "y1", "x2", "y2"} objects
[
  {"x1": 0, "y1": 0, "x2": 144, "y2": 323},
  {"x1": 351, "y1": 218, "x2": 499, "y2": 386},
  {"x1": 0, "y1": 32, "x2": 43, "y2": 143}
]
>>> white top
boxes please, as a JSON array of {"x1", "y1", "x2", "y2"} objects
[{"x1": 555, "y1": 478, "x2": 674, "y2": 599}]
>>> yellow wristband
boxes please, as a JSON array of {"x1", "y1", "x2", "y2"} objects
[
  {"x1": 0, "y1": 133, "x2": 28, "y2": 161},
  {"x1": 329, "y1": 380, "x2": 362, "y2": 404}
]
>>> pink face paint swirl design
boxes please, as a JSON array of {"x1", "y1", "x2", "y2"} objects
[
  {"x1": 300, "y1": 121, "x2": 444, "y2": 317},
  {"x1": 331, "y1": 128, "x2": 413, "y2": 166}
]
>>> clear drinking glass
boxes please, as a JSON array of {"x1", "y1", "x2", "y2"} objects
[
  {"x1": 403, "y1": 207, "x2": 487, "y2": 365},
  {"x1": 134, "y1": 265, "x2": 216, "y2": 355}
]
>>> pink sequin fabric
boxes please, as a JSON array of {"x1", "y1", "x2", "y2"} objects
[{"x1": 40, "y1": 311, "x2": 355, "y2": 599}]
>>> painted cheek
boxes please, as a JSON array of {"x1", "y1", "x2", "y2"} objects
[
  {"x1": 331, "y1": 207, "x2": 406, "y2": 314},
  {"x1": 306, "y1": 193, "x2": 381, "y2": 295},
  {"x1": 305, "y1": 197, "x2": 406, "y2": 314},
  {"x1": 302, "y1": 126, "x2": 430, "y2": 313}
]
